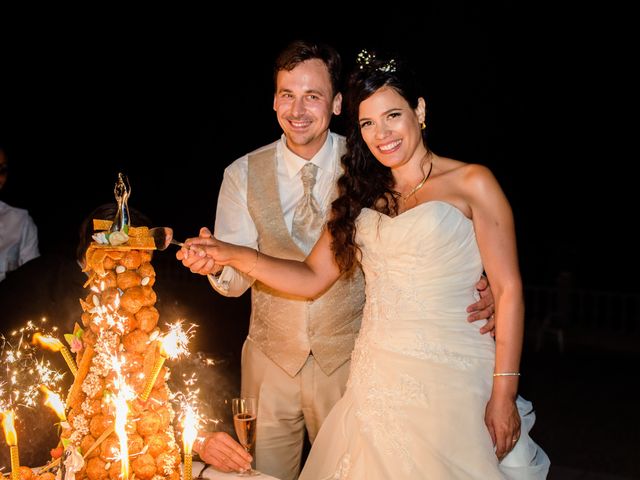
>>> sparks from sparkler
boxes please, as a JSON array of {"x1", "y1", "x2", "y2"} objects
[
  {"x1": 172, "y1": 372, "x2": 206, "y2": 480},
  {"x1": 40, "y1": 385, "x2": 67, "y2": 423},
  {"x1": 0, "y1": 320, "x2": 66, "y2": 414},
  {"x1": 0, "y1": 410, "x2": 17, "y2": 447},
  {"x1": 160, "y1": 321, "x2": 194, "y2": 359},
  {"x1": 32, "y1": 332, "x2": 78, "y2": 377},
  {"x1": 173, "y1": 374, "x2": 207, "y2": 430},
  {"x1": 140, "y1": 321, "x2": 194, "y2": 402},
  {"x1": 107, "y1": 353, "x2": 136, "y2": 479},
  {"x1": 1, "y1": 409, "x2": 20, "y2": 480},
  {"x1": 181, "y1": 401, "x2": 199, "y2": 480},
  {"x1": 168, "y1": 352, "x2": 225, "y2": 434}
]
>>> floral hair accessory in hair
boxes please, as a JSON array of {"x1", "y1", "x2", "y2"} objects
[
  {"x1": 357, "y1": 49, "x2": 375, "y2": 69},
  {"x1": 356, "y1": 49, "x2": 397, "y2": 73}
]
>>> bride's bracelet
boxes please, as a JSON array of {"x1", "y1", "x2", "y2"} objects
[
  {"x1": 245, "y1": 249, "x2": 259, "y2": 275},
  {"x1": 493, "y1": 372, "x2": 521, "y2": 377}
]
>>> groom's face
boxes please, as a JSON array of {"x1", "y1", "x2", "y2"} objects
[{"x1": 273, "y1": 59, "x2": 342, "y2": 160}]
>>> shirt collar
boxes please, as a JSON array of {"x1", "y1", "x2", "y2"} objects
[{"x1": 280, "y1": 132, "x2": 334, "y2": 178}]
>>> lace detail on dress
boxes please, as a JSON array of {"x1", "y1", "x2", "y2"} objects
[
  {"x1": 350, "y1": 338, "x2": 428, "y2": 473},
  {"x1": 384, "y1": 331, "x2": 474, "y2": 369},
  {"x1": 358, "y1": 264, "x2": 474, "y2": 370}
]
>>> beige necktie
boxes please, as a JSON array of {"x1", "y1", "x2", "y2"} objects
[{"x1": 291, "y1": 162, "x2": 323, "y2": 254}]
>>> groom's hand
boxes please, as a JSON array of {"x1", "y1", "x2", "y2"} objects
[
  {"x1": 467, "y1": 275, "x2": 496, "y2": 336},
  {"x1": 177, "y1": 227, "x2": 222, "y2": 276}
]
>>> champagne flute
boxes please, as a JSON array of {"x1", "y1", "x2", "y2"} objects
[{"x1": 232, "y1": 397, "x2": 260, "y2": 476}]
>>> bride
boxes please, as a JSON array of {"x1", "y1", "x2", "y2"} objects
[{"x1": 185, "y1": 51, "x2": 550, "y2": 479}]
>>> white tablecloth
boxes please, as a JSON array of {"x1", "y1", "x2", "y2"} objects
[{"x1": 188, "y1": 461, "x2": 281, "y2": 480}]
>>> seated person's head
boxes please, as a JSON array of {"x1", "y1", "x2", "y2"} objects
[{"x1": 76, "y1": 203, "x2": 152, "y2": 267}]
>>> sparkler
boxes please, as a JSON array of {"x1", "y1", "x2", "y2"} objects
[
  {"x1": 1, "y1": 410, "x2": 20, "y2": 480},
  {"x1": 40, "y1": 385, "x2": 67, "y2": 422},
  {"x1": 32, "y1": 333, "x2": 78, "y2": 377},
  {"x1": 114, "y1": 393, "x2": 130, "y2": 480},
  {"x1": 140, "y1": 322, "x2": 192, "y2": 402},
  {"x1": 182, "y1": 403, "x2": 199, "y2": 480},
  {"x1": 173, "y1": 367, "x2": 208, "y2": 480},
  {"x1": 109, "y1": 354, "x2": 136, "y2": 480}
]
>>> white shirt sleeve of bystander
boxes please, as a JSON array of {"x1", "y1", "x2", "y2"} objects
[{"x1": 19, "y1": 212, "x2": 39, "y2": 265}]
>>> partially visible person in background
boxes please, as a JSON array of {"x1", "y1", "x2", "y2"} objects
[
  {"x1": 0, "y1": 203, "x2": 134, "y2": 468},
  {"x1": 0, "y1": 203, "x2": 150, "y2": 333},
  {"x1": 0, "y1": 144, "x2": 40, "y2": 281}
]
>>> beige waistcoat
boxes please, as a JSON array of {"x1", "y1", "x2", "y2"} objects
[{"x1": 246, "y1": 141, "x2": 365, "y2": 377}]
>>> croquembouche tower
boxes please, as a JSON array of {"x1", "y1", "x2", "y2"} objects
[{"x1": 49, "y1": 174, "x2": 182, "y2": 479}]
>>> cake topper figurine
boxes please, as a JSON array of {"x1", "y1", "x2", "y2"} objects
[
  {"x1": 110, "y1": 172, "x2": 131, "y2": 234},
  {"x1": 59, "y1": 446, "x2": 84, "y2": 480}
]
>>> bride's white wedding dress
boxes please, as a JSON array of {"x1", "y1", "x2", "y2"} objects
[{"x1": 299, "y1": 201, "x2": 550, "y2": 479}]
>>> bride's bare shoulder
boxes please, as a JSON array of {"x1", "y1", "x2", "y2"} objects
[
  {"x1": 432, "y1": 155, "x2": 469, "y2": 176},
  {"x1": 435, "y1": 156, "x2": 492, "y2": 180}
]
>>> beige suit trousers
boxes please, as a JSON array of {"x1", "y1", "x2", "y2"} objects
[{"x1": 241, "y1": 339, "x2": 350, "y2": 480}]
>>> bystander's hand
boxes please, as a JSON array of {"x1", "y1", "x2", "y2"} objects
[{"x1": 194, "y1": 431, "x2": 253, "y2": 473}]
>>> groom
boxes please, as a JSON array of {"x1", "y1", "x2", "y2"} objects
[{"x1": 178, "y1": 40, "x2": 496, "y2": 480}]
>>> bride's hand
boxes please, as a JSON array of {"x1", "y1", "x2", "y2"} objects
[
  {"x1": 484, "y1": 394, "x2": 521, "y2": 461},
  {"x1": 176, "y1": 227, "x2": 221, "y2": 275},
  {"x1": 185, "y1": 234, "x2": 253, "y2": 271}
]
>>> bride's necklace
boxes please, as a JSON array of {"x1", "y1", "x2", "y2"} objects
[{"x1": 394, "y1": 153, "x2": 434, "y2": 201}]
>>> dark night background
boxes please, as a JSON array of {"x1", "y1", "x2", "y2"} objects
[
  {"x1": 0, "y1": 5, "x2": 635, "y2": 294},
  {"x1": 0, "y1": 3, "x2": 638, "y2": 478}
]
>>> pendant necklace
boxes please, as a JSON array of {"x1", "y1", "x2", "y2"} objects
[{"x1": 395, "y1": 153, "x2": 434, "y2": 201}]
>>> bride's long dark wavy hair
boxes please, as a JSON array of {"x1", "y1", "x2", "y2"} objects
[{"x1": 328, "y1": 52, "x2": 427, "y2": 272}]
